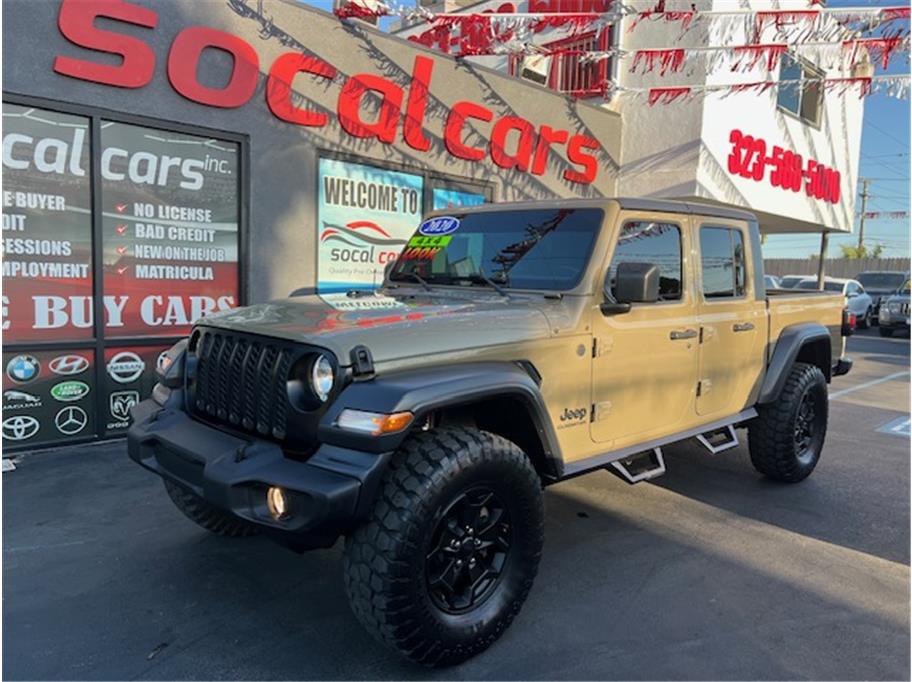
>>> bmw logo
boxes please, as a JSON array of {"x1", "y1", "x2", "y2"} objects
[{"x1": 6, "y1": 355, "x2": 40, "y2": 383}]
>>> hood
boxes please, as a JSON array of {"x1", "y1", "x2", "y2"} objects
[{"x1": 198, "y1": 291, "x2": 555, "y2": 365}]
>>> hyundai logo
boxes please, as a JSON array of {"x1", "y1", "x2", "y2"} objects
[
  {"x1": 55, "y1": 406, "x2": 88, "y2": 436},
  {"x1": 2, "y1": 415, "x2": 40, "y2": 441},
  {"x1": 49, "y1": 354, "x2": 90, "y2": 376},
  {"x1": 6, "y1": 355, "x2": 40, "y2": 383}
]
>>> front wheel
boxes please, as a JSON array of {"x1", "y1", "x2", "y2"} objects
[
  {"x1": 859, "y1": 307, "x2": 872, "y2": 329},
  {"x1": 343, "y1": 427, "x2": 544, "y2": 667},
  {"x1": 163, "y1": 479, "x2": 259, "y2": 537},
  {"x1": 748, "y1": 362, "x2": 828, "y2": 483}
]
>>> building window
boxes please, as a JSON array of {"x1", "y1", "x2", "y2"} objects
[
  {"x1": 1, "y1": 99, "x2": 244, "y2": 449},
  {"x1": 777, "y1": 53, "x2": 823, "y2": 127},
  {"x1": 700, "y1": 226, "x2": 746, "y2": 299},
  {"x1": 512, "y1": 29, "x2": 612, "y2": 99},
  {"x1": 608, "y1": 221, "x2": 683, "y2": 301}
]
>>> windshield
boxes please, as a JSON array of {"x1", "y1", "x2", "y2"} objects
[
  {"x1": 389, "y1": 208, "x2": 603, "y2": 291},
  {"x1": 857, "y1": 273, "x2": 907, "y2": 290},
  {"x1": 779, "y1": 276, "x2": 805, "y2": 288},
  {"x1": 796, "y1": 280, "x2": 843, "y2": 292}
]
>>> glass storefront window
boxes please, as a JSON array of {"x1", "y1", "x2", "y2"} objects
[
  {"x1": 100, "y1": 121, "x2": 240, "y2": 337},
  {"x1": 2, "y1": 104, "x2": 94, "y2": 342}
]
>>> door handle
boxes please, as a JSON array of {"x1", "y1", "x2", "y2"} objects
[
  {"x1": 733, "y1": 322, "x2": 755, "y2": 332},
  {"x1": 670, "y1": 329, "x2": 698, "y2": 340}
]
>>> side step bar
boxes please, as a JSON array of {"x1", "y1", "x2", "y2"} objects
[
  {"x1": 608, "y1": 448, "x2": 666, "y2": 484},
  {"x1": 695, "y1": 425, "x2": 739, "y2": 454}
]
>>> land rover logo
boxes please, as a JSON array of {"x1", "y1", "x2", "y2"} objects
[
  {"x1": 110, "y1": 390, "x2": 140, "y2": 421},
  {"x1": 55, "y1": 406, "x2": 88, "y2": 435},
  {"x1": 51, "y1": 381, "x2": 91, "y2": 402},
  {"x1": 106, "y1": 352, "x2": 145, "y2": 384},
  {"x1": 2, "y1": 415, "x2": 40, "y2": 441},
  {"x1": 6, "y1": 355, "x2": 40, "y2": 383},
  {"x1": 418, "y1": 216, "x2": 460, "y2": 236},
  {"x1": 49, "y1": 354, "x2": 90, "y2": 376}
]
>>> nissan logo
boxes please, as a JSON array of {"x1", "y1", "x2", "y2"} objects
[
  {"x1": 49, "y1": 354, "x2": 90, "y2": 376},
  {"x1": 55, "y1": 406, "x2": 88, "y2": 436},
  {"x1": 106, "y1": 351, "x2": 146, "y2": 384},
  {"x1": 2, "y1": 415, "x2": 40, "y2": 441}
]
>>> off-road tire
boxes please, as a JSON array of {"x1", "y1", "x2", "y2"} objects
[
  {"x1": 879, "y1": 326, "x2": 895, "y2": 337},
  {"x1": 748, "y1": 362, "x2": 828, "y2": 483},
  {"x1": 163, "y1": 479, "x2": 258, "y2": 537},
  {"x1": 343, "y1": 427, "x2": 544, "y2": 667},
  {"x1": 859, "y1": 307, "x2": 872, "y2": 329}
]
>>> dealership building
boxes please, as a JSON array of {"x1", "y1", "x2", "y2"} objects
[{"x1": 1, "y1": 0, "x2": 863, "y2": 449}]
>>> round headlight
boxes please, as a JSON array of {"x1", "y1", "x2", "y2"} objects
[{"x1": 310, "y1": 354, "x2": 334, "y2": 402}]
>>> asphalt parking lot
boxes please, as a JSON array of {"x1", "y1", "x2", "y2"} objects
[{"x1": 4, "y1": 328, "x2": 910, "y2": 680}]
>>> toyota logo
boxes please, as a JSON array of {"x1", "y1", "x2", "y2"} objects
[
  {"x1": 6, "y1": 355, "x2": 40, "y2": 383},
  {"x1": 49, "y1": 354, "x2": 90, "y2": 376},
  {"x1": 55, "y1": 406, "x2": 88, "y2": 436},
  {"x1": 2, "y1": 415, "x2": 40, "y2": 441},
  {"x1": 106, "y1": 352, "x2": 146, "y2": 384}
]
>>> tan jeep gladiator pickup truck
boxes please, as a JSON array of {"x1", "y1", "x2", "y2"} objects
[{"x1": 129, "y1": 198, "x2": 853, "y2": 666}]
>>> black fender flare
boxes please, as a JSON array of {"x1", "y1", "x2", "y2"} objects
[
  {"x1": 318, "y1": 361, "x2": 563, "y2": 477},
  {"x1": 758, "y1": 323, "x2": 832, "y2": 404}
]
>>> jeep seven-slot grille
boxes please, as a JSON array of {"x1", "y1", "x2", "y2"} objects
[{"x1": 193, "y1": 331, "x2": 292, "y2": 440}]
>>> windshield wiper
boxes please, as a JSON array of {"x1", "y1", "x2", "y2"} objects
[
  {"x1": 454, "y1": 273, "x2": 509, "y2": 297},
  {"x1": 405, "y1": 271, "x2": 432, "y2": 291}
]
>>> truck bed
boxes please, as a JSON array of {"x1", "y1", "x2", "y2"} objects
[{"x1": 766, "y1": 290, "x2": 845, "y2": 367}]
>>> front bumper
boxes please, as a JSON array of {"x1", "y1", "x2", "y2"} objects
[
  {"x1": 127, "y1": 398, "x2": 391, "y2": 550},
  {"x1": 878, "y1": 309, "x2": 910, "y2": 329}
]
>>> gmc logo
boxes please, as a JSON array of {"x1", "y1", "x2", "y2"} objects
[{"x1": 52, "y1": 0, "x2": 601, "y2": 185}]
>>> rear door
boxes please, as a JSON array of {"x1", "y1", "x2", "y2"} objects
[
  {"x1": 589, "y1": 213, "x2": 699, "y2": 448},
  {"x1": 695, "y1": 222, "x2": 766, "y2": 417}
]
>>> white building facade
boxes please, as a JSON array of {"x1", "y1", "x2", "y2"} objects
[{"x1": 394, "y1": 0, "x2": 869, "y2": 237}]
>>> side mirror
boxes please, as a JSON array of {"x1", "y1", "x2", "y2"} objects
[{"x1": 601, "y1": 262, "x2": 660, "y2": 315}]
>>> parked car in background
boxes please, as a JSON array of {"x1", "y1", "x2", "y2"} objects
[
  {"x1": 764, "y1": 274, "x2": 781, "y2": 289},
  {"x1": 796, "y1": 277, "x2": 875, "y2": 328},
  {"x1": 856, "y1": 271, "x2": 910, "y2": 323},
  {"x1": 779, "y1": 274, "x2": 809, "y2": 289},
  {"x1": 878, "y1": 279, "x2": 910, "y2": 337}
]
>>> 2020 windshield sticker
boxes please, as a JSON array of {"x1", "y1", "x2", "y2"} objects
[{"x1": 418, "y1": 216, "x2": 460, "y2": 236}]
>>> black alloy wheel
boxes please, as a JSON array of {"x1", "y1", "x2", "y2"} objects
[{"x1": 425, "y1": 485, "x2": 512, "y2": 615}]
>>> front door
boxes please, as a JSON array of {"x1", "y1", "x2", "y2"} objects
[
  {"x1": 695, "y1": 224, "x2": 766, "y2": 417},
  {"x1": 590, "y1": 215, "x2": 700, "y2": 448}
]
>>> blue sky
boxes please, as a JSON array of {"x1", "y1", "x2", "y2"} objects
[{"x1": 306, "y1": 0, "x2": 909, "y2": 258}]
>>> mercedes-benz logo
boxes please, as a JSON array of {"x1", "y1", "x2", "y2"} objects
[
  {"x1": 2, "y1": 415, "x2": 40, "y2": 441},
  {"x1": 55, "y1": 406, "x2": 88, "y2": 436}
]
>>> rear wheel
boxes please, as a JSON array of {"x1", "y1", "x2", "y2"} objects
[
  {"x1": 163, "y1": 479, "x2": 258, "y2": 537},
  {"x1": 343, "y1": 427, "x2": 544, "y2": 667},
  {"x1": 879, "y1": 326, "x2": 895, "y2": 337},
  {"x1": 859, "y1": 307, "x2": 872, "y2": 329},
  {"x1": 748, "y1": 362, "x2": 828, "y2": 483}
]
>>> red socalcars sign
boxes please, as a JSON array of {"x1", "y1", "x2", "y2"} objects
[{"x1": 52, "y1": 0, "x2": 601, "y2": 185}]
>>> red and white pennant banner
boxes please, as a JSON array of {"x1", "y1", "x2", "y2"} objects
[
  {"x1": 612, "y1": 74, "x2": 911, "y2": 106},
  {"x1": 859, "y1": 211, "x2": 910, "y2": 220}
]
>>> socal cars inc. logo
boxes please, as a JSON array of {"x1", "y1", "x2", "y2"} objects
[{"x1": 321, "y1": 220, "x2": 406, "y2": 266}]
